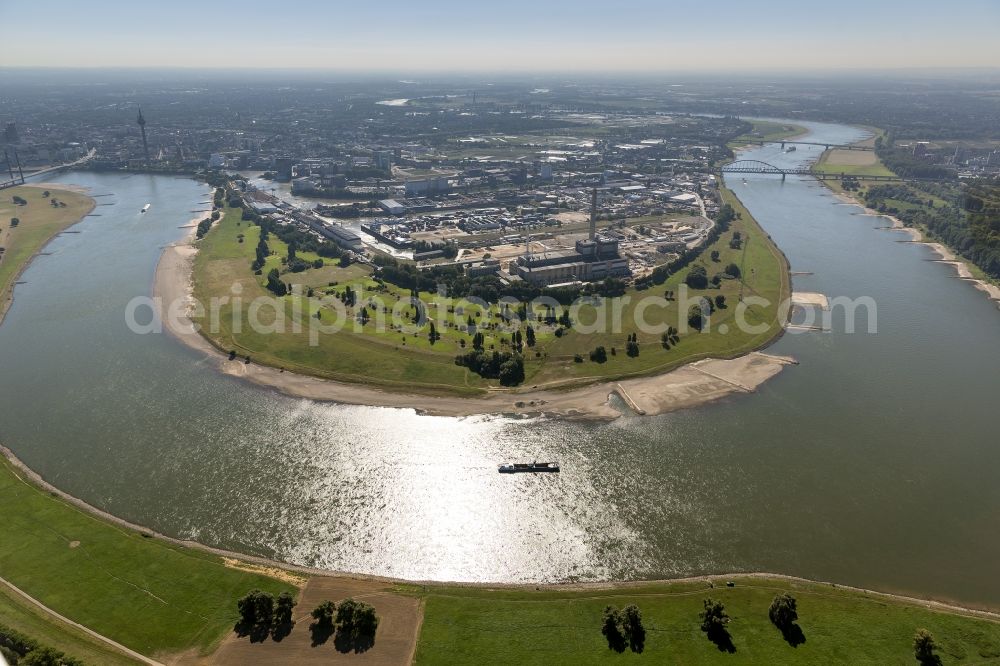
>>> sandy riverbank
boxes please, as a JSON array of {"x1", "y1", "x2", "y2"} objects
[
  {"x1": 833, "y1": 191, "x2": 1000, "y2": 305},
  {"x1": 154, "y1": 222, "x2": 795, "y2": 420}
]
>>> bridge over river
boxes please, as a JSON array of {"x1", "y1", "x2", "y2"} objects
[
  {"x1": 731, "y1": 139, "x2": 875, "y2": 151},
  {"x1": 721, "y1": 159, "x2": 934, "y2": 182}
]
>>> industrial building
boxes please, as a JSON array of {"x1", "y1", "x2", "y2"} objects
[
  {"x1": 511, "y1": 188, "x2": 629, "y2": 286},
  {"x1": 303, "y1": 216, "x2": 363, "y2": 249},
  {"x1": 405, "y1": 176, "x2": 450, "y2": 197}
]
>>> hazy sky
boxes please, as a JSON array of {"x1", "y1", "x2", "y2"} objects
[{"x1": 2, "y1": 0, "x2": 998, "y2": 72}]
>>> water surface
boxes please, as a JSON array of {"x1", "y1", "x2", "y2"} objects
[{"x1": 2, "y1": 122, "x2": 999, "y2": 607}]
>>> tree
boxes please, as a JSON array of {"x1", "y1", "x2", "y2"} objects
[
  {"x1": 685, "y1": 265, "x2": 708, "y2": 289},
  {"x1": 20, "y1": 646, "x2": 84, "y2": 666},
  {"x1": 498, "y1": 354, "x2": 525, "y2": 386},
  {"x1": 266, "y1": 268, "x2": 286, "y2": 296},
  {"x1": 589, "y1": 346, "x2": 607, "y2": 363},
  {"x1": 768, "y1": 593, "x2": 797, "y2": 629},
  {"x1": 309, "y1": 601, "x2": 337, "y2": 646},
  {"x1": 710, "y1": 250, "x2": 720, "y2": 262},
  {"x1": 601, "y1": 605, "x2": 626, "y2": 652},
  {"x1": 9, "y1": 217, "x2": 19, "y2": 227},
  {"x1": 715, "y1": 294, "x2": 727, "y2": 309},
  {"x1": 700, "y1": 598, "x2": 735, "y2": 652},
  {"x1": 715, "y1": 203, "x2": 736, "y2": 227},
  {"x1": 601, "y1": 604, "x2": 644, "y2": 653},
  {"x1": 311, "y1": 601, "x2": 336, "y2": 628},
  {"x1": 236, "y1": 589, "x2": 274, "y2": 641},
  {"x1": 621, "y1": 604, "x2": 646, "y2": 653},
  {"x1": 914, "y1": 629, "x2": 942, "y2": 666},
  {"x1": 334, "y1": 598, "x2": 379, "y2": 652},
  {"x1": 688, "y1": 305, "x2": 705, "y2": 331},
  {"x1": 725, "y1": 263, "x2": 741, "y2": 279},
  {"x1": 196, "y1": 217, "x2": 213, "y2": 239},
  {"x1": 525, "y1": 325, "x2": 536, "y2": 347},
  {"x1": 769, "y1": 592, "x2": 805, "y2": 646},
  {"x1": 598, "y1": 277, "x2": 627, "y2": 297},
  {"x1": 272, "y1": 591, "x2": 297, "y2": 638},
  {"x1": 626, "y1": 332, "x2": 639, "y2": 357}
]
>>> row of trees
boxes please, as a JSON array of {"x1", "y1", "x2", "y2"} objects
[
  {"x1": 602, "y1": 604, "x2": 646, "y2": 653},
  {"x1": 602, "y1": 590, "x2": 942, "y2": 663},
  {"x1": 309, "y1": 598, "x2": 380, "y2": 653},
  {"x1": 1, "y1": 623, "x2": 84, "y2": 665},
  {"x1": 454, "y1": 350, "x2": 525, "y2": 385},
  {"x1": 685, "y1": 262, "x2": 741, "y2": 290},
  {"x1": 235, "y1": 591, "x2": 379, "y2": 652},
  {"x1": 235, "y1": 589, "x2": 297, "y2": 642}
]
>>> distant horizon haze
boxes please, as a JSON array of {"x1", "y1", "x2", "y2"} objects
[{"x1": 1, "y1": 0, "x2": 998, "y2": 71}]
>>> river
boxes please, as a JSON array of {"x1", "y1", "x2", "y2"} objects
[{"x1": 1, "y1": 121, "x2": 999, "y2": 607}]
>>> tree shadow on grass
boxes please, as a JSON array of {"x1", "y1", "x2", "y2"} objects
[
  {"x1": 629, "y1": 626, "x2": 646, "y2": 654},
  {"x1": 604, "y1": 632, "x2": 626, "y2": 653},
  {"x1": 706, "y1": 626, "x2": 736, "y2": 653},
  {"x1": 309, "y1": 621, "x2": 334, "y2": 647},
  {"x1": 780, "y1": 623, "x2": 806, "y2": 648},
  {"x1": 334, "y1": 630, "x2": 375, "y2": 654}
]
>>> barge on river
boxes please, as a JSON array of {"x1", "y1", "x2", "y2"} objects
[{"x1": 498, "y1": 461, "x2": 560, "y2": 473}]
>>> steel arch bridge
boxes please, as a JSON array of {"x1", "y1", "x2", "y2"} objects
[
  {"x1": 720, "y1": 159, "x2": 921, "y2": 182},
  {"x1": 721, "y1": 160, "x2": 807, "y2": 176}
]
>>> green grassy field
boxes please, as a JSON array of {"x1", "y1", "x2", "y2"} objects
[
  {"x1": 192, "y1": 197, "x2": 788, "y2": 394},
  {"x1": 730, "y1": 120, "x2": 808, "y2": 146},
  {"x1": 1, "y1": 186, "x2": 94, "y2": 315},
  {"x1": 411, "y1": 578, "x2": 1000, "y2": 665},
  {"x1": 0, "y1": 582, "x2": 142, "y2": 665},
  {"x1": 0, "y1": 456, "x2": 295, "y2": 660},
  {"x1": 812, "y1": 150, "x2": 895, "y2": 178}
]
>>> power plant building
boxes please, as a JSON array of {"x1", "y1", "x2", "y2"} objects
[{"x1": 511, "y1": 187, "x2": 629, "y2": 286}]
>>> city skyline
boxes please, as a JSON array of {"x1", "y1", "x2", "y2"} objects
[{"x1": 2, "y1": 0, "x2": 999, "y2": 72}]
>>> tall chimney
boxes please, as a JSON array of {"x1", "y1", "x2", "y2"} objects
[{"x1": 589, "y1": 187, "x2": 597, "y2": 241}]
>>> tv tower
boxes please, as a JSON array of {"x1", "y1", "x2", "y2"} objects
[{"x1": 136, "y1": 106, "x2": 150, "y2": 161}]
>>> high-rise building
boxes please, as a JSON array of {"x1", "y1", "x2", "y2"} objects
[{"x1": 274, "y1": 156, "x2": 294, "y2": 182}]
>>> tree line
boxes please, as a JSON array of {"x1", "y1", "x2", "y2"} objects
[
  {"x1": 235, "y1": 590, "x2": 379, "y2": 653},
  {"x1": 598, "y1": 590, "x2": 942, "y2": 662}
]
